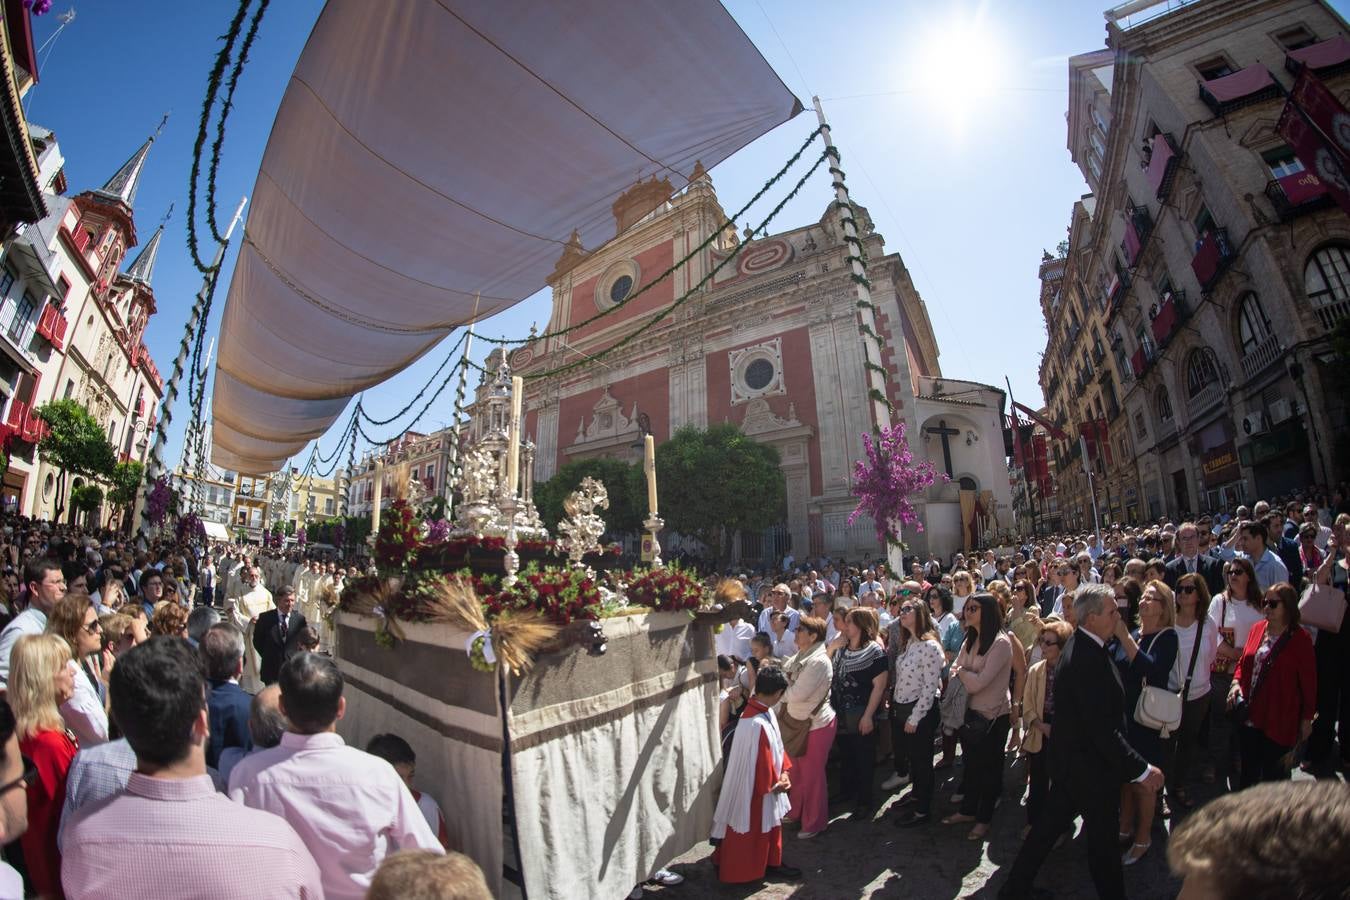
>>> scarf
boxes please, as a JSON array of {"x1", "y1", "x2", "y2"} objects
[{"x1": 833, "y1": 640, "x2": 884, "y2": 679}]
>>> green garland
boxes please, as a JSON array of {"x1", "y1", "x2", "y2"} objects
[
  {"x1": 472, "y1": 125, "x2": 825, "y2": 349},
  {"x1": 465, "y1": 147, "x2": 831, "y2": 383},
  {"x1": 206, "y1": 0, "x2": 270, "y2": 245},
  {"x1": 186, "y1": 0, "x2": 252, "y2": 274}
]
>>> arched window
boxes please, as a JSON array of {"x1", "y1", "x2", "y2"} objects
[
  {"x1": 1236, "y1": 293, "x2": 1273, "y2": 355},
  {"x1": 1184, "y1": 348, "x2": 1220, "y2": 397},
  {"x1": 1305, "y1": 245, "x2": 1350, "y2": 327},
  {"x1": 1155, "y1": 387, "x2": 1173, "y2": 421},
  {"x1": 958, "y1": 476, "x2": 978, "y2": 492}
]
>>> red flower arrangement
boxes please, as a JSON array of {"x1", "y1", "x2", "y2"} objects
[
  {"x1": 374, "y1": 500, "x2": 422, "y2": 572},
  {"x1": 624, "y1": 565, "x2": 705, "y2": 612},
  {"x1": 477, "y1": 564, "x2": 602, "y2": 626}
]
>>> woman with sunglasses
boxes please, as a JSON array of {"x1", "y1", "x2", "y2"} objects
[
  {"x1": 1228, "y1": 583, "x2": 1316, "y2": 786},
  {"x1": 1209, "y1": 557, "x2": 1265, "y2": 785},
  {"x1": 1021, "y1": 619, "x2": 1072, "y2": 838},
  {"x1": 1167, "y1": 572, "x2": 1218, "y2": 811},
  {"x1": 9, "y1": 634, "x2": 76, "y2": 900},
  {"x1": 1114, "y1": 579, "x2": 1179, "y2": 865},
  {"x1": 887, "y1": 598, "x2": 945, "y2": 827},
  {"x1": 944, "y1": 593, "x2": 1012, "y2": 841},
  {"x1": 45, "y1": 592, "x2": 109, "y2": 747}
]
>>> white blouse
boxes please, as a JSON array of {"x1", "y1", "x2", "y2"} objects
[{"x1": 891, "y1": 637, "x2": 945, "y2": 726}]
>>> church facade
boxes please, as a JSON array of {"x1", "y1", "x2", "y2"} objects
[{"x1": 513, "y1": 170, "x2": 1011, "y2": 561}]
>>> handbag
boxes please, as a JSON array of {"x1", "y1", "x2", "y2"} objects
[
  {"x1": 1135, "y1": 622, "x2": 1201, "y2": 739},
  {"x1": 778, "y1": 692, "x2": 828, "y2": 758},
  {"x1": 939, "y1": 675, "x2": 969, "y2": 735},
  {"x1": 959, "y1": 708, "x2": 994, "y2": 743},
  {"x1": 1299, "y1": 583, "x2": 1347, "y2": 633}
]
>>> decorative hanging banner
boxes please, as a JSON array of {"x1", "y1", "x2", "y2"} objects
[{"x1": 1278, "y1": 67, "x2": 1350, "y2": 216}]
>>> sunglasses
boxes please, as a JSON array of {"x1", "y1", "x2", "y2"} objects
[
  {"x1": 1178, "y1": 585, "x2": 1198, "y2": 595},
  {"x1": 899, "y1": 589, "x2": 914, "y2": 597},
  {"x1": 82, "y1": 620, "x2": 102, "y2": 635},
  {"x1": 1039, "y1": 636, "x2": 1060, "y2": 647},
  {"x1": 1262, "y1": 599, "x2": 1281, "y2": 610},
  {"x1": 1057, "y1": 569, "x2": 1072, "y2": 575}
]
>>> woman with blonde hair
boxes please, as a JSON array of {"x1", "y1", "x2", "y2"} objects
[
  {"x1": 1114, "y1": 579, "x2": 1179, "y2": 865},
  {"x1": 149, "y1": 602, "x2": 189, "y2": 639},
  {"x1": 45, "y1": 592, "x2": 108, "y2": 746},
  {"x1": 10, "y1": 633, "x2": 77, "y2": 899},
  {"x1": 1021, "y1": 619, "x2": 1072, "y2": 838},
  {"x1": 950, "y1": 570, "x2": 976, "y2": 618}
]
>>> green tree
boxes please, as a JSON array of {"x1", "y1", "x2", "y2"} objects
[
  {"x1": 534, "y1": 457, "x2": 644, "y2": 538},
  {"x1": 69, "y1": 483, "x2": 104, "y2": 526},
  {"x1": 107, "y1": 461, "x2": 144, "y2": 532},
  {"x1": 656, "y1": 423, "x2": 785, "y2": 563},
  {"x1": 34, "y1": 399, "x2": 116, "y2": 524}
]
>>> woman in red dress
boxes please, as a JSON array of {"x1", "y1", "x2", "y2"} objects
[
  {"x1": 10, "y1": 633, "x2": 78, "y2": 899},
  {"x1": 710, "y1": 666, "x2": 801, "y2": 884}
]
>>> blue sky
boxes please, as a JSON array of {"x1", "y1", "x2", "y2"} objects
[{"x1": 25, "y1": 0, "x2": 1349, "y2": 472}]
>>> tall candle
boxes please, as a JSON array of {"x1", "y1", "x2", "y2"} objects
[
  {"x1": 371, "y1": 460, "x2": 384, "y2": 535},
  {"x1": 644, "y1": 433, "x2": 657, "y2": 515},
  {"x1": 506, "y1": 376, "x2": 523, "y2": 497}
]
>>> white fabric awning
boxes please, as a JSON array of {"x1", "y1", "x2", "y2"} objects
[
  {"x1": 211, "y1": 0, "x2": 801, "y2": 473},
  {"x1": 203, "y1": 521, "x2": 231, "y2": 541}
]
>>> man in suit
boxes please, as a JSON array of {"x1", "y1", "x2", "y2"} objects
[
  {"x1": 999, "y1": 584, "x2": 1164, "y2": 900},
  {"x1": 202, "y1": 623, "x2": 253, "y2": 768},
  {"x1": 253, "y1": 586, "x2": 306, "y2": 686},
  {"x1": 1163, "y1": 522, "x2": 1225, "y2": 595}
]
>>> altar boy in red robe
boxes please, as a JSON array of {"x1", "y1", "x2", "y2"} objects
[{"x1": 710, "y1": 666, "x2": 803, "y2": 884}]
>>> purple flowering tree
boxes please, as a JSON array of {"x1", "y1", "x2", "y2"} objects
[{"x1": 848, "y1": 423, "x2": 945, "y2": 548}]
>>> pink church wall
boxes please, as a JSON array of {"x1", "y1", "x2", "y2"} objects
[
  {"x1": 705, "y1": 326, "x2": 823, "y2": 497},
  {"x1": 567, "y1": 240, "x2": 677, "y2": 343},
  {"x1": 551, "y1": 368, "x2": 671, "y2": 472}
]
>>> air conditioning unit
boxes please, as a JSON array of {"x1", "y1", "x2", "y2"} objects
[
  {"x1": 1242, "y1": 412, "x2": 1268, "y2": 436},
  {"x1": 1268, "y1": 397, "x2": 1293, "y2": 424}
]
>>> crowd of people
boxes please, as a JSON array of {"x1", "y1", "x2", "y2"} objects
[
  {"x1": 711, "y1": 495, "x2": 1349, "y2": 896},
  {"x1": 0, "y1": 514, "x2": 492, "y2": 899},
  {"x1": 0, "y1": 493, "x2": 1347, "y2": 898}
]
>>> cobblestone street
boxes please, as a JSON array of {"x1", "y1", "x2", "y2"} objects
[{"x1": 644, "y1": 748, "x2": 1329, "y2": 900}]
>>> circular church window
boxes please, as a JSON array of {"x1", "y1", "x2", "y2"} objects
[
  {"x1": 744, "y1": 358, "x2": 775, "y2": 391},
  {"x1": 609, "y1": 274, "x2": 633, "y2": 304}
]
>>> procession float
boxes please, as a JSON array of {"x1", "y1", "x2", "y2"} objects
[{"x1": 327, "y1": 364, "x2": 735, "y2": 899}]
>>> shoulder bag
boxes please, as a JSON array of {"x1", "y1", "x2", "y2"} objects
[
  {"x1": 1229, "y1": 628, "x2": 1293, "y2": 724},
  {"x1": 1135, "y1": 619, "x2": 1202, "y2": 739},
  {"x1": 1299, "y1": 582, "x2": 1347, "y2": 633},
  {"x1": 778, "y1": 691, "x2": 828, "y2": 758}
]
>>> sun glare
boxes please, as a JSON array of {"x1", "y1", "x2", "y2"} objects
[{"x1": 907, "y1": 10, "x2": 1005, "y2": 129}]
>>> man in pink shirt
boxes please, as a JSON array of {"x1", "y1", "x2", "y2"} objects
[
  {"x1": 229, "y1": 652, "x2": 443, "y2": 900},
  {"x1": 61, "y1": 637, "x2": 323, "y2": 899}
]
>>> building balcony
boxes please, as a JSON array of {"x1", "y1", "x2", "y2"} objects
[
  {"x1": 1240, "y1": 332, "x2": 1282, "y2": 381},
  {"x1": 1198, "y1": 65, "x2": 1283, "y2": 117},
  {"x1": 1145, "y1": 133, "x2": 1181, "y2": 202},
  {"x1": 1130, "y1": 342, "x2": 1160, "y2": 379},
  {"x1": 1150, "y1": 290, "x2": 1190, "y2": 347},
  {"x1": 1313, "y1": 295, "x2": 1350, "y2": 331},
  {"x1": 1191, "y1": 229, "x2": 1233, "y2": 293},
  {"x1": 1122, "y1": 205, "x2": 1152, "y2": 267},
  {"x1": 1155, "y1": 416, "x2": 1178, "y2": 445},
  {"x1": 1264, "y1": 176, "x2": 1333, "y2": 221},
  {"x1": 1285, "y1": 35, "x2": 1350, "y2": 79},
  {"x1": 1187, "y1": 381, "x2": 1224, "y2": 419}
]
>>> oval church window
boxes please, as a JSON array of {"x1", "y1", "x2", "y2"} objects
[
  {"x1": 958, "y1": 477, "x2": 978, "y2": 492},
  {"x1": 609, "y1": 274, "x2": 633, "y2": 304},
  {"x1": 744, "y1": 358, "x2": 775, "y2": 391}
]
